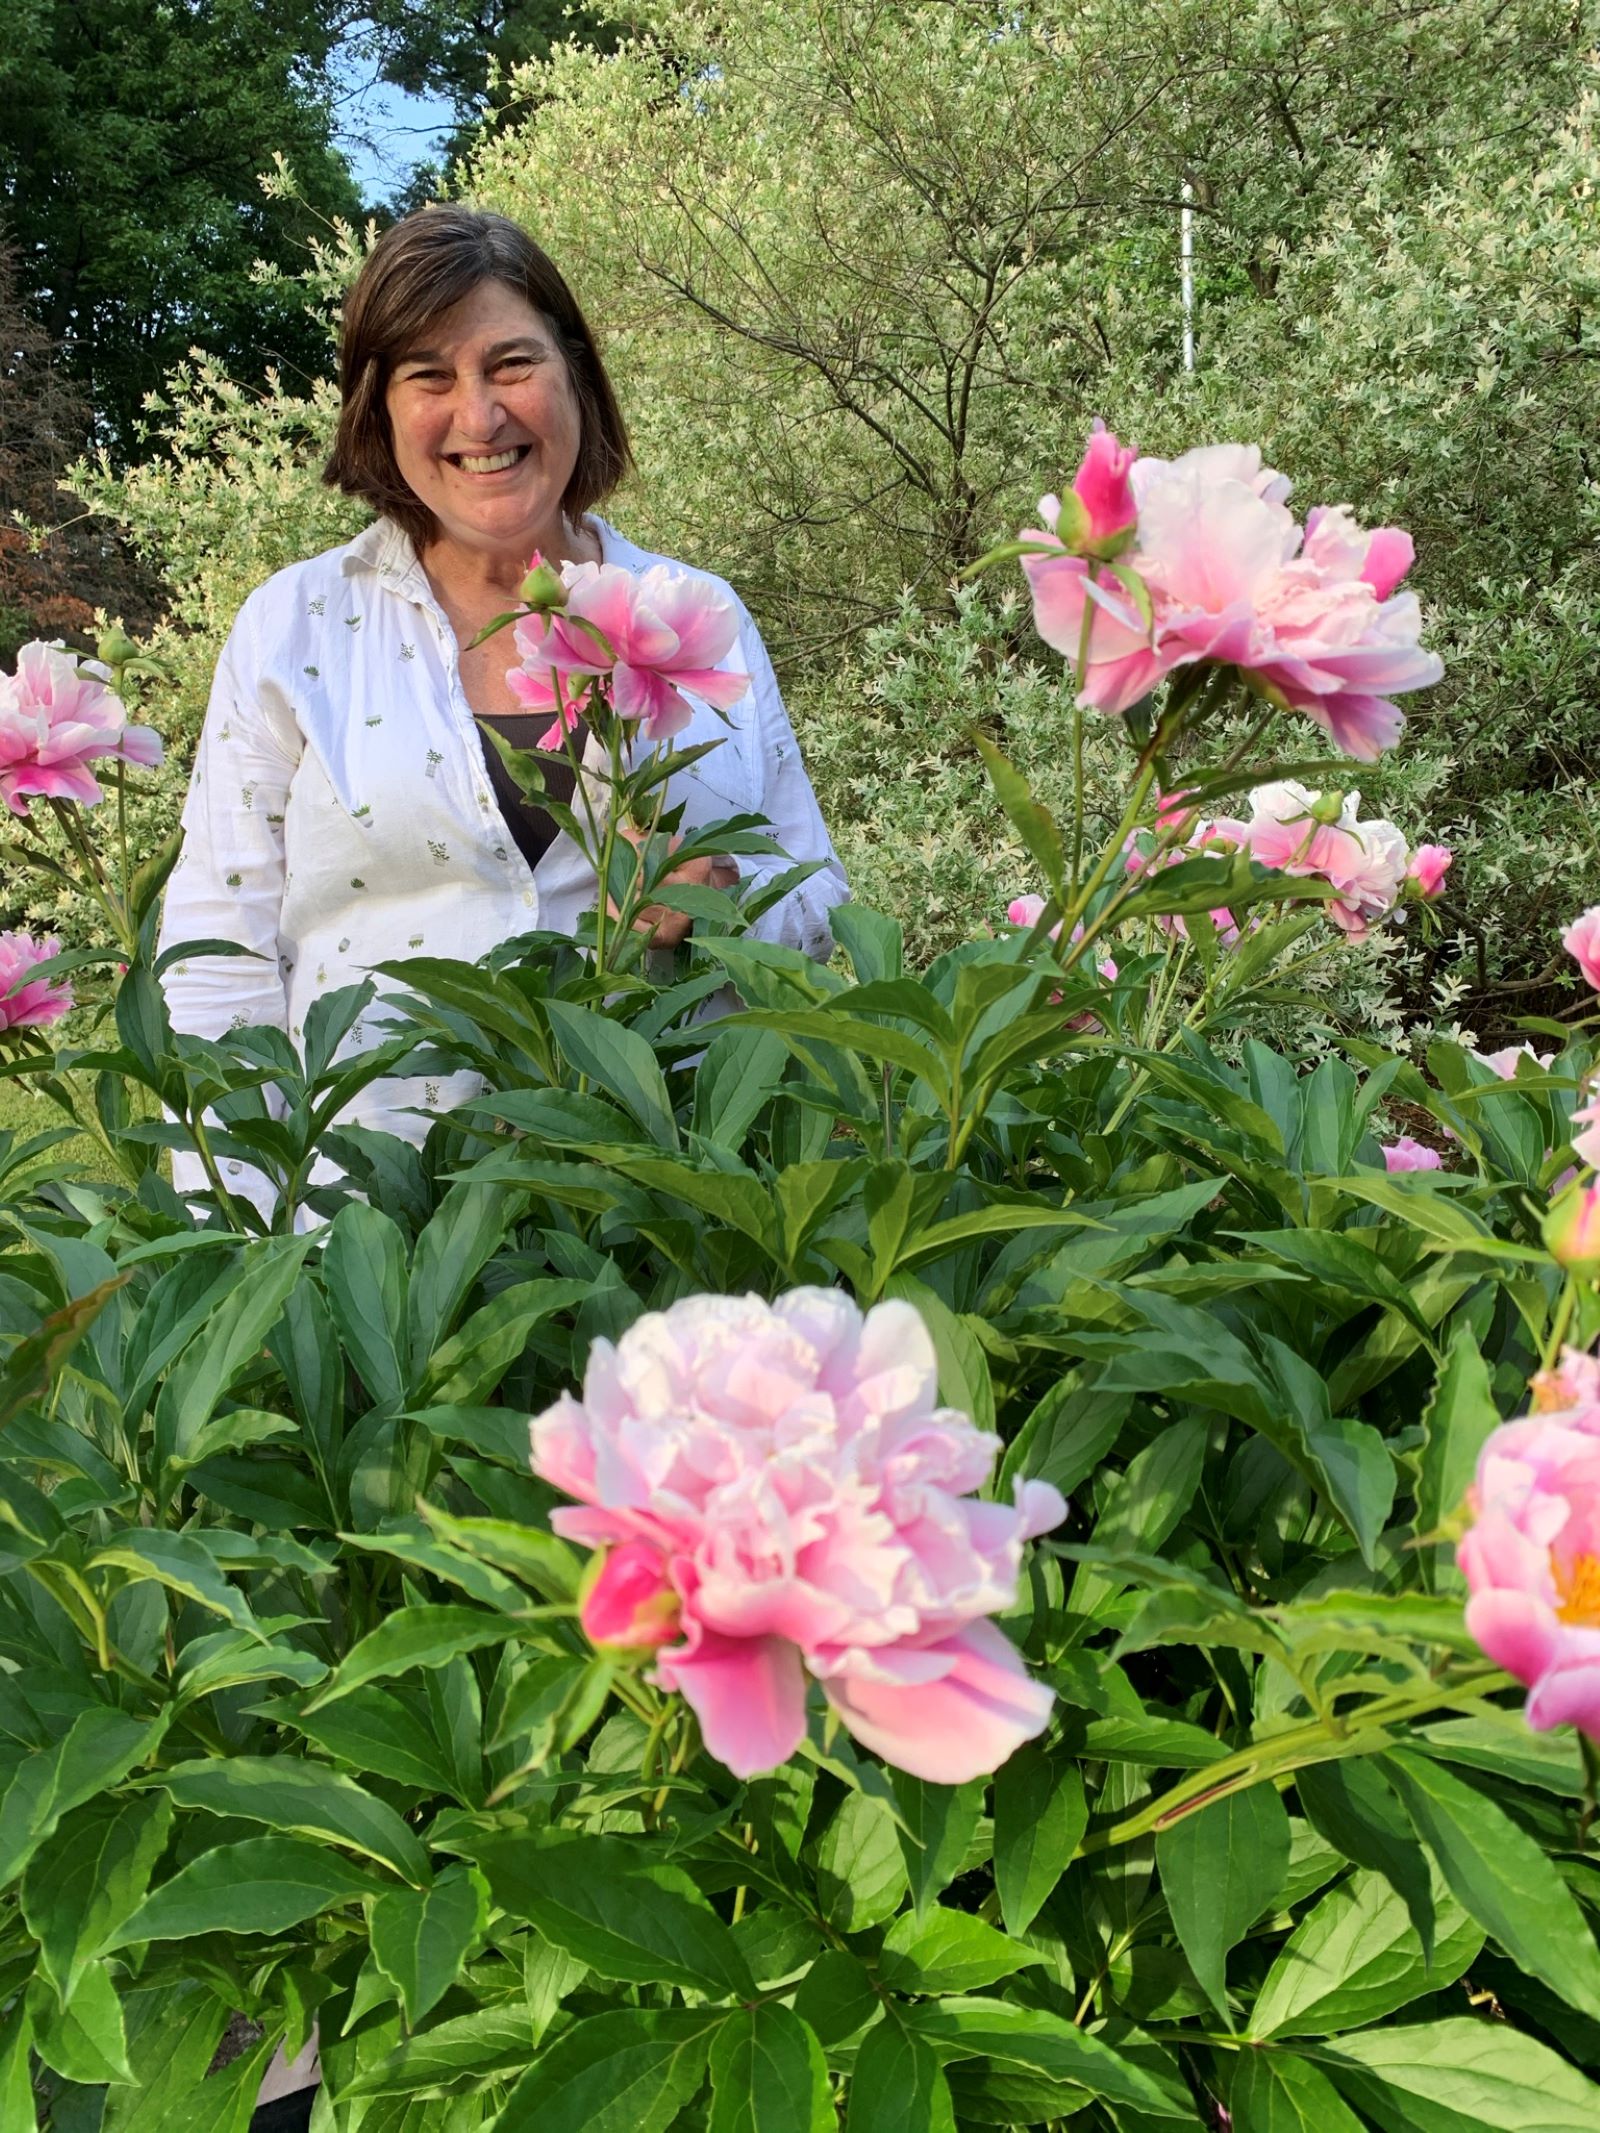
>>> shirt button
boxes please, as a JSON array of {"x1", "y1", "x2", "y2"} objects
[{"x1": 522, "y1": 889, "x2": 534, "y2": 908}]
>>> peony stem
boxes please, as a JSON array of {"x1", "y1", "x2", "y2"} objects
[
  {"x1": 1540, "y1": 1278, "x2": 1580, "y2": 1375},
  {"x1": 1078, "y1": 1664, "x2": 1510, "y2": 1854}
]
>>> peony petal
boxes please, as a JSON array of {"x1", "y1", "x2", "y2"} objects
[
  {"x1": 1524, "y1": 1655, "x2": 1600, "y2": 1741},
  {"x1": 658, "y1": 1629, "x2": 808, "y2": 1778},
  {"x1": 822, "y1": 1618, "x2": 1054, "y2": 1783},
  {"x1": 1463, "y1": 1587, "x2": 1561, "y2": 1687}
]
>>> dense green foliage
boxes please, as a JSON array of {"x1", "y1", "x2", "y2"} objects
[
  {"x1": 68, "y1": 0, "x2": 1598, "y2": 1033},
  {"x1": 3, "y1": 831, "x2": 1600, "y2": 2125},
  {"x1": 0, "y1": 0, "x2": 364, "y2": 459}
]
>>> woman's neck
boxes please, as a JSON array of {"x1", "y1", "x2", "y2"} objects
[{"x1": 420, "y1": 517, "x2": 602, "y2": 612}]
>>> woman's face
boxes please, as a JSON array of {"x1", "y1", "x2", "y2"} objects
[{"x1": 384, "y1": 279, "x2": 585, "y2": 567}]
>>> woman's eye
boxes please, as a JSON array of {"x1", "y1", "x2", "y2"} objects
[{"x1": 495, "y1": 359, "x2": 535, "y2": 379}]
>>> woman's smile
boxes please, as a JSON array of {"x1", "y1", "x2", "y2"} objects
[{"x1": 385, "y1": 279, "x2": 585, "y2": 564}]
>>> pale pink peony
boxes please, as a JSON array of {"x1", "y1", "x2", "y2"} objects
[
  {"x1": 1020, "y1": 441, "x2": 1441, "y2": 756},
  {"x1": 508, "y1": 560, "x2": 751, "y2": 747},
  {"x1": 1236, "y1": 782, "x2": 1410, "y2": 940},
  {"x1": 1570, "y1": 1094, "x2": 1600, "y2": 1170},
  {"x1": 0, "y1": 641, "x2": 162, "y2": 817},
  {"x1": 529, "y1": 1289, "x2": 1064, "y2": 1783},
  {"x1": 1382, "y1": 1136, "x2": 1443, "y2": 1172},
  {"x1": 1408, "y1": 844, "x2": 1453, "y2": 899},
  {"x1": 0, "y1": 932, "x2": 72, "y2": 1030},
  {"x1": 1459, "y1": 1404, "x2": 1600, "y2": 1743},
  {"x1": 1563, "y1": 907, "x2": 1600, "y2": 992},
  {"x1": 1476, "y1": 1043, "x2": 1555, "y2": 1081}
]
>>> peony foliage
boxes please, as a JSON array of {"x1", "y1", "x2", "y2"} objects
[{"x1": 2, "y1": 427, "x2": 1600, "y2": 2132}]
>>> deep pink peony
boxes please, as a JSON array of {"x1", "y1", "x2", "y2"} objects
[
  {"x1": 508, "y1": 559, "x2": 751, "y2": 747},
  {"x1": 581, "y1": 1539, "x2": 683, "y2": 1651},
  {"x1": 529, "y1": 1289, "x2": 1065, "y2": 1782},
  {"x1": 1382, "y1": 1136, "x2": 1443, "y2": 1173},
  {"x1": 1020, "y1": 440, "x2": 1441, "y2": 756},
  {"x1": 1408, "y1": 844, "x2": 1453, "y2": 899},
  {"x1": 1068, "y1": 419, "x2": 1138, "y2": 550},
  {"x1": 0, "y1": 641, "x2": 162, "y2": 817},
  {"x1": 1458, "y1": 1403, "x2": 1600, "y2": 1743},
  {"x1": 0, "y1": 932, "x2": 72, "y2": 1030},
  {"x1": 1563, "y1": 907, "x2": 1600, "y2": 992}
]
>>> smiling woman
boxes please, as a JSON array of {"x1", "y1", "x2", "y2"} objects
[{"x1": 156, "y1": 208, "x2": 848, "y2": 1214}]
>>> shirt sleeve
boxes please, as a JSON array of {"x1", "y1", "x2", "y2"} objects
[
  {"x1": 729, "y1": 604, "x2": 850, "y2": 960},
  {"x1": 158, "y1": 597, "x2": 300, "y2": 1210}
]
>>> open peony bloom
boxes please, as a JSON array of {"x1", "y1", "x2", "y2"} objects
[
  {"x1": 529, "y1": 1289, "x2": 1065, "y2": 1783},
  {"x1": 1020, "y1": 438, "x2": 1441, "y2": 757},
  {"x1": 1382, "y1": 1136, "x2": 1443, "y2": 1173},
  {"x1": 1564, "y1": 907, "x2": 1600, "y2": 993},
  {"x1": 0, "y1": 932, "x2": 72, "y2": 1030},
  {"x1": 1459, "y1": 1400, "x2": 1600, "y2": 1743},
  {"x1": 0, "y1": 641, "x2": 162, "y2": 817},
  {"x1": 508, "y1": 559, "x2": 751, "y2": 747},
  {"x1": 1226, "y1": 781, "x2": 1412, "y2": 940}
]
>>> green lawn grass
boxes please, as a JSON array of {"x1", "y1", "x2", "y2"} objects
[{"x1": 1, "y1": 1071, "x2": 131, "y2": 1184}]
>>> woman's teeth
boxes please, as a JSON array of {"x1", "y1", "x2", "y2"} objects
[{"x1": 454, "y1": 447, "x2": 526, "y2": 473}]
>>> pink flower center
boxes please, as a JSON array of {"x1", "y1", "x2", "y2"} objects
[{"x1": 1555, "y1": 1552, "x2": 1600, "y2": 1626}]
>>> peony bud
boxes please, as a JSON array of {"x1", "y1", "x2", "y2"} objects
[
  {"x1": 1407, "y1": 844, "x2": 1452, "y2": 900},
  {"x1": 1544, "y1": 1182, "x2": 1600, "y2": 1273},
  {"x1": 95, "y1": 624, "x2": 139, "y2": 670},
  {"x1": 579, "y1": 1540, "x2": 681, "y2": 1652},
  {"x1": 1309, "y1": 790, "x2": 1346, "y2": 826},
  {"x1": 519, "y1": 555, "x2": 566, "y2": 614},
  {"x1": 1069, "y1": 421, "x2": 1138, "y2": 557}
]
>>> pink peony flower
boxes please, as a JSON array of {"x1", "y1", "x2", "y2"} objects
[
  {"x1": 1408, "y1": 844, "x2": 1453, "y2": 899},
  {"x1": 1019, "y1": 441, "x2": 1441, "y2": 756},
  {"x1": 508, "y1": 560, "x2": 751, "y2": 747},
  {"x1": 1003, "y1": 896, "x2": 1118, "y2": 1027},
  {"x1": 1068, "y1": 419, "x2": 1138, "y2": 550},
  {"x1": 581, "y1": 1540, "x2": 684, "y2": 1651},
  {"x1": 1382, "y1": 1136, "x2": 1443, "y2": 1172},
  {"x1": 0, "y1": 932, "x2": 72, "y2": 1030},
  {"x1": 1459, "y1": 1404, "x2": 1600, "y2": 1743},
  {"x1": 1563, "y1": 907, "x2": 1600, "y2": 992},
  {"x1": 1237, "y1": 781, "x2": 1410, "y2": 940},
  {"x1": 0, "y1": 641, "x2": 162, "y2": 817},
  {"x1": 1477, "y1": 1043, "x2": 1555, "y2": 1081},
  {"x1": 1570, "y1": 1094, "x2": 1600, "y2": 1171},
  {"x1": 529, "y1": 1289, "x2": 1064, "y2": 1783}
]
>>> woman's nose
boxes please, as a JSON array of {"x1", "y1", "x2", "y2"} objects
[{"x1": 453, "y1": 371, "x2": 506, "y2": 438}]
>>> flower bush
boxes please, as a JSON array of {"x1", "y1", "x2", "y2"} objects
[{"x1": 4, "y1": 432, "x2": 1600, "y2": 2131}]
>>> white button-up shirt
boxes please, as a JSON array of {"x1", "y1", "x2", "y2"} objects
[{"x1": 159, "y1": 515, "x2": 848, "y2": 1198}]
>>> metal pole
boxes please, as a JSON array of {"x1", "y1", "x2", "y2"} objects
[{"x1": 1181, "y1": 180, "x2": 1195, "y2": 373}]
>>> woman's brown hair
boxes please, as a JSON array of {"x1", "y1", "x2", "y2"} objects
[{"x1": 323, "y1": 207, "x2": 631, "y2": 551}]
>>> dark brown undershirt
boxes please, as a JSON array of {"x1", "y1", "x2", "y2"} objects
[{"x1": 473, "y1": 713, "x2": 584, "y2": 874}]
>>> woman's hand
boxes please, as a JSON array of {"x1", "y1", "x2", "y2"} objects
[{"x1": 616, "y1": 822, "x2": 738, "y2": 948}]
